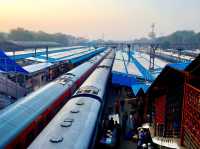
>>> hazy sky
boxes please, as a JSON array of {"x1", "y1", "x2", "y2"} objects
[{"x1": 0, "y1": 0, "x2": 200, "y2": 40}]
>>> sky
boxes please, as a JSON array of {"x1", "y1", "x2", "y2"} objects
[{"x1": 0, "y1": 0, "x2": 200, "y2": 40}]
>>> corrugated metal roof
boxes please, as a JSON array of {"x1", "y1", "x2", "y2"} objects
[
  {"x1": 111, "y1": 50, "x2": 175, "y2": 87},
  {"x1": 131, "y1": 55, "x2": 154, "y2": 81},
  {"x1": 8, "y1": 46, "x2": 85, "y2": 60},
  {"x1": 23, "y1": 62, "x2": 53, "y2": 73},
  {"x1": 126, "y1": 62, "x2": 143, "y2": 78},
  {"x1": 25, "y1": 47, "x2": 104, "y2": 64},
  {"x1": 112, "y1": 51, "x2": 145, "y2": 87},
  {"x1": 112, "y1": 59, "x2": 126, "y2": 73}
]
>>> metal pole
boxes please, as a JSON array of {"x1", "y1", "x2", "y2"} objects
[
  {"x1": 34, "y1": 48, "x2": 37, "y2": 57},
  {"x1": 46, "y1": 46, "x2": 48, "y2": 60},
  {"x1": 127, "y1": 44, "x2": 131, "y2": 62},
  {"x1": 4, "y1": 56, "x2": 8, "y2": 96},
  {"x1": 13, "y1": 49, "x2": 18, "y2": 99},
  {"x1": 15, "y1": 73, "x2": 17, "y2": 98},
  {"x1": 23, "y1": 74, "x2": 26, "y2": 96}
]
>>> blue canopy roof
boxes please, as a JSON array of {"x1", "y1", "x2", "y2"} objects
[
  {"x1": 131, "y1": 83, "x2": 151, "y2": 95},
  {"x1": 130, "y1": 54, "x2": 155, "y2": 81},
  {"x1": 167, "y1": 62, "x2": 191, "y2": 71},
  {"x1": 0, "y1": 49, "x2": 28, "y2": 74}
]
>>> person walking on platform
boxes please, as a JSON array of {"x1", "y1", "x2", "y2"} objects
[
  {"x1": 108, "y1": 117, "x2": 115, "y2": 130},
  {"x1": 114, "y1": 121, "x2": 121, "y2": 145},
  {"x1": 127, "y1": 114, "x2": 134, "y2": 130},
  {"x1": 137, "y1": 129, "x2": 145, "y2": 149},
  {"x1": 120, "y1": 99, "x2": 125, "y2": 113},
  {"x1": 122, "y1": 112, "x2": 128, "y2": 137}
]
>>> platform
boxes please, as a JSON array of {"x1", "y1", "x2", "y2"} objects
[{"x1": 112, "y1": 50, "x2": 192, "y2": 96}]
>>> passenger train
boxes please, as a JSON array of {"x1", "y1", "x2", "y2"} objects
[
  {"x1": 28, "y1": 50, "x2": 115, "y2": 149},
  {"x1": 0, "y1": 47, "x2": 110, "y2": 149}
]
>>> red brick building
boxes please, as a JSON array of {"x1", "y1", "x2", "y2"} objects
[
  {"x1": 145, "y1": 55, "x2": 200, "y2": 148},
  {"x1": 181, "y1": 55, "x2": 200, "y2": 148}
]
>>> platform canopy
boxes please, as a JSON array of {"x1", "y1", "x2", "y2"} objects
[
  {"x1": 23, "y1": 62, "x2": 53, "y2": 74},
  {"x1": 0, "y1": 49, "x2": 28, "y2": 74},
  {"x1": 167, "y1": 62, "x2": 190, "y2": 71},
  {"x1": 131, "y1": 83, "x2": 151, "y2": 95},
  {"x1": 112, "y1": 51, "x2": 154, "y2": 87}
]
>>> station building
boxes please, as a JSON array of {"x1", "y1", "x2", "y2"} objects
[{"x1": 145, "y1": 54, "x2": 200, "y2": 149}]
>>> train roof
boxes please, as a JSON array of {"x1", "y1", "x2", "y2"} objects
[
  {"x1": 0, "y1": 51, "x2": 108, "y2": 148},
  {"x1": 47, "y1": 48, "x2": 90, "y2": 59},
  {"x1": 29, "y1": 97, "x2": 101, "y2": 149},
  {"x1": 112, "y1": 59, "x2": 127, "y2": 74},
  {"x1": 37, "y1": 47, "x2": 93, "y2": 63},
  {"x1": 75, "y1": 55, "x2": 113, "y2": 102},
  {"x1": 104, "y1": 49, "x2": 115, "y2": 59},
  {"x1": 0, "y1": 81, "x2": 72, "y2": 147},
  {"x1": 98, "y1": 58, "x2": 113, "y2": 68}
]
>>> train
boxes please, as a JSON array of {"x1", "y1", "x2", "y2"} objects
[
  {"x1": 28, "y1": 50, "x2": 115, "y2": 149},
  {"x1": 0, "y1": 47, "x2": 110, "y2": 149}
]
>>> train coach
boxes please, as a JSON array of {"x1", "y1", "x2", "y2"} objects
[
  {"x1": 0, "y1": 48, "x2": 110, "y2": 149},
  {"x1": 28, "y1": 50, "x2": 115, "y2": 149}
]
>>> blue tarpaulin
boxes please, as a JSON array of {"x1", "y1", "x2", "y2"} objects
[{"x1": 0, "y1": 49, "x2": 28, "y2": 74}]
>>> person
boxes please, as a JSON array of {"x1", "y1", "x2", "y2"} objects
[
  {"x1": 122, "y1": 112, "x2": 128, "y2": 136},
  {"x1": 115, "y1": 99, "x2": 120, "y2": 114},
  {"x1": 127, "y1": 114, "x2": 134, "y2": 131},
  {"x1": 120, "y1": 99, "x2": 125, "y2": 112},
  {"x1": 144, "y1": 130, "x2": 149, "y2": 144},
  {"x1": 108, "y1": 117, "x2": 115, "y2": 130},
  {"x1": 114, "y1": 121, "x2": 121, "y2": 133},
  {"x1": 137, "y1": 129, "x2": 145, "y2": 148},
  {"x1": 114, "y1": 121, "x2": 121, "y2": 146},
  {"x1": 131, "y1": 115, "x2": 136, "y2": 131}
]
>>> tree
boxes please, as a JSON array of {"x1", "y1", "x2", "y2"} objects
[
  {"x1": 0, "y1": 32, "x2": 7, "y2": 41},
  {"x1": 3, "y1": 27, "x2": 88, "y2": 46},
  {"x1": 8, "y1": 28, "x2": 35, "y2": 41}
]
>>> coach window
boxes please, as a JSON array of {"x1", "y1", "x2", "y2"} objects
[
  {"x1": 38, "y1": 120, "x2": 44, "y2": 131},
  {"x1": 27, "y1": 131, "x2": 35, "y2": 145},
  {"x1": 47, "y1": 113, "x2": 52, "y2": 121},
  {"x1": 14, "y1": 143, "x2": 22, "y2": 149}
]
